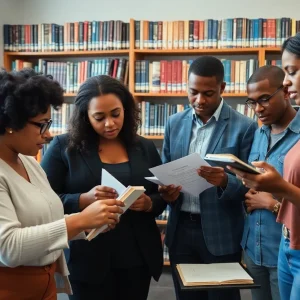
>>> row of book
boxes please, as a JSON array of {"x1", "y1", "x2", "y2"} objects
[
  {"x1": 138, "y1": 103, "x2": 189, "y2": 136},
  {"x1": 236, "y1": 104, "x2": 255, "y2": 119},
  {"x1": 135, "y1": 59, "x2": 259, "y2": 94},
  {"x1": 50, "y1": 104, "x2": 75, "y2": 136},
  {"x1": 12, "y1": 58, "x2": 129, "y2": 92},
  {"x1": 47, "y1": 99, "x2": 260, "y2": 138},
  {"x1": 135, "y1": 18, "x2": 300, "y2": 50},
  {"x1": 265, "y1": 60, "x2": 282, "y2": 67},
  {"x1": 3, "y1": 21, "x2": 130, "y2": 52}
]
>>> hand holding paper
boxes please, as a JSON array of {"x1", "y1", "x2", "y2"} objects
[
  {"x1": 197, "y1": 166, "x2": 228, "y2": 188},
  {"x1": 146, "y1": 153, "x2": 213, "y2": 197},
  {"x1": 158, "y1": 185, "x2": 182, "y2": 202}
]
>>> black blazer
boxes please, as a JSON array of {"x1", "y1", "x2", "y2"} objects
[{"x1": 41, "y1": 134, "x2": 166, "y2": 283}]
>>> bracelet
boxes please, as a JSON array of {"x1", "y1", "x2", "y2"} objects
[
  {"x1": 272, "y1": 202, "x2": 281, "y2": 215},
  {"x1": 145, "y1": 202, "x2": 153, "y2": 212}
]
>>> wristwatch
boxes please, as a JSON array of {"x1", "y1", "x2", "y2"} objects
[{"x1": 272, "y1": 202, "x2": 281, "y2": 215}]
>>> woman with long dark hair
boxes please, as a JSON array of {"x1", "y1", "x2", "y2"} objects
[{"x1": 41, "y1": 75, "x2": 166, "y2": 300}]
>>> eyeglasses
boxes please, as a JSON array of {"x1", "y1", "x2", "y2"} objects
[
  {"x1": 28, "y1": 119, "x2": 53, "y2": 134},
  {"x1": 245, "y1": 85, "x2": 284, "y2": 109}
]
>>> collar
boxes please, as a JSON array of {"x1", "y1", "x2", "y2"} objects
[
  {"x1": 192, "y1": 98, "x2": 224, "y2": 124},
  {"x1": 260, "y1": 107, "x2": 300, "y2": 134}
]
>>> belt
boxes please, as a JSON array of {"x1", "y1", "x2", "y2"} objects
[
  {"x1": 180, "y1": 211, "x2": 201, "y2": 222},
  {"x1": 283, "y1": 225, "x2": 290, "y2": 239}
]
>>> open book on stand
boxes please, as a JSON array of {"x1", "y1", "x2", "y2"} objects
[
  {"x1": 86, "y1": 169, "x2": 145, "y2": 241},
  {"x1": 177, "y1": 263, "x2": 254, "y2": 286}
]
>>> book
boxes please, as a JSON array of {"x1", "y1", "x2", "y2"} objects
[
  {"x1": 176, "y1": 263, "x2": 254, "y2": 286},
  {"x1": 86, "y1": 169, "x2": 145, "y2": 241},
  {"x1": 204, "y1": 153, "x2": 262, "y2": 175}
]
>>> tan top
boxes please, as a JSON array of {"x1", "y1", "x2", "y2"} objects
[
  {"x1": 277, "y1": 140, "x2": 300, "y2": 250},
  {"x1": 0, "y1": 154, "x2": 84, "y2": 294}
]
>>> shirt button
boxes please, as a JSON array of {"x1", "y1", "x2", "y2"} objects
[
  {"x1": 256, "y1": 242, "x2": 259, "y2": 246},
  {"x1": 256, "y1": 222, "x2": 259, "y2": 226}
]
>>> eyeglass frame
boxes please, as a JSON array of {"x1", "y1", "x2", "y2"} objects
[
  {"x1": 245, "y1": 85, "x2": 284, "y2": 110},
  {"x1": 27, "y1": 119, "x2": 53, "y2": 134}
]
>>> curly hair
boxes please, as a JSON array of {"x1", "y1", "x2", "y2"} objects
[
  {"x1": 0, "y1": 68, "x2": 64, "y2": 135},
  {"x1": 68, "y1": 75, "x2": 141, "y2": 152}
]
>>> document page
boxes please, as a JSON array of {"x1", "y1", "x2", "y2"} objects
[
  {"x1": 147, "y1": 153, "x2": 213, "y2": 197},
  {"x1": 178, "y1": 263, "x2": 253, "y2": 284}
]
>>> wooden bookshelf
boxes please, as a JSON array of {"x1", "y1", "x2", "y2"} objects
[
  {"x1": 4, "y1": 50, "x2": 130, "y2": 57},
  {"x1": 156, "y1": 220, "x2": 167, "y2": 225},
  {"x1": 3, "y1": 18, "x2": 283, "y2": 142},
  {"x1": 134, "y1": 92, "x2": 248, "y2": 97},
  {"x1": 64, "y1": 93, "x2": 77, "y2": 97},
  {"x1": 134, "y1": 47, "x2": 263, "y2": 55}
]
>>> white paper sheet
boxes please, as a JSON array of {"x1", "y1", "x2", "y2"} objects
[
  {"x1": 147, "y1": 153, "x2": 213, "y2": 197},
  {"x1": 101, "y1": 168, "x2": 127, "y2": 197}
]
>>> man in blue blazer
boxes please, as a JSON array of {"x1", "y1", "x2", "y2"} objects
[{"x1": 159, "y1": 56, "x2": 257, "y2": 300}]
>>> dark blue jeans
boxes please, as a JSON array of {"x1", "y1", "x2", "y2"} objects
[
  {"x1": 278, "y1": 235, "x2": 300, "y2": 300},
  {"x1": 169, "y1": 213, "x2": 241, "y2": 300}
]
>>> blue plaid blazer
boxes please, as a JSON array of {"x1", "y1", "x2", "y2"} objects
[{"x1": 162, "y1": 102, "x2": 257, "y2": 256}]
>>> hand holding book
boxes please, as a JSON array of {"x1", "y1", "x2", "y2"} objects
[{"x1": 129, "y1": 193, "x2": 152, "y2": 211}]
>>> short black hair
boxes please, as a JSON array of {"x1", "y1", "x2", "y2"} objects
[
  {"x1": 0, "y1": 68, "x2": 64, "y2": 135},
  {"x1": 68, "y1": 75, "x2": 140, "y2": 152},
  {"x1": 282, "y1": 33, "x2": 300, "y2": 58},
  {"x1": 247, "y1": 65, "x2": 285, "y2": 89},
  {"x1": 188, "y1": 56, "x2": 224, "y2": 83}
]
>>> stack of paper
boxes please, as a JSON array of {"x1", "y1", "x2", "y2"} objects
[{"x1": 177, "y1": 263, "x2": 254, "y2": 286}]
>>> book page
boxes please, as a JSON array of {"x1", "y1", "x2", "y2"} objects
[
  {"x1": 86, "y1": 186, "x2": 145, "y2": 241},
  {"x1": 101, "y1": 168, "x2": 127, "y2": 196},
  {"x1": 178, "y1": 263, "x2": 253, "y2": 284},
  {"x1": 148, "y1": 153, "x2": 213, "y2": 197}
]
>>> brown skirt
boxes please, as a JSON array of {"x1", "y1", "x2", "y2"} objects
[{"x1": 0, "y1": 262, "x2": 57, "y2": 300}]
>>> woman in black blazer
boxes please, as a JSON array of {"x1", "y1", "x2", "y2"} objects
[{"x1": 41, "y1": 75, "x2": 166, "y2": 300}]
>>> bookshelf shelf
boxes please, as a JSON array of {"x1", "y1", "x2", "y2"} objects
[
  {"x1": 4, "y1": 50, "x2": 130, "y2": 57},
  {"x1": 264, "y1": 47, "x2": 282, "y2": 53},
  {"x1": 134, "y1": 92, "x2": 248, "y2": 97},
  {"x1": 64, "y1": 93, "x2": 76, "y2": 97},
  {"x1": 143, "y1": 135, "x2": 164, "y2": 140},
  {"x1": 164, "y1": 261, "x2": 170, "y2": 266},
  {"x1": 134, "y1": 47, "x2": 271, "y2": 55},
  {"x1": 156, "y1": 220, "x2": 167, "y2": 225}
]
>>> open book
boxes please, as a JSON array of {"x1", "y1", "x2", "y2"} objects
[
  {"x1": 177, "y1": 263, "x2": 254, "y2": 286},
  {"x1": 86, "y1": 169, "x2": 145, "y2": 241},
  {"x1": 204, "y1": 153, "x2": 263, "y2": 175}
]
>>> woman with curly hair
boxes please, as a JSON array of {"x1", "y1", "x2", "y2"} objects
[
  {"x1": 0, "y1": 69, "x2": 124, "y2": 300},
  {"x1": 41, "y1": 75, "x2": 166, "y2": 300}
]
